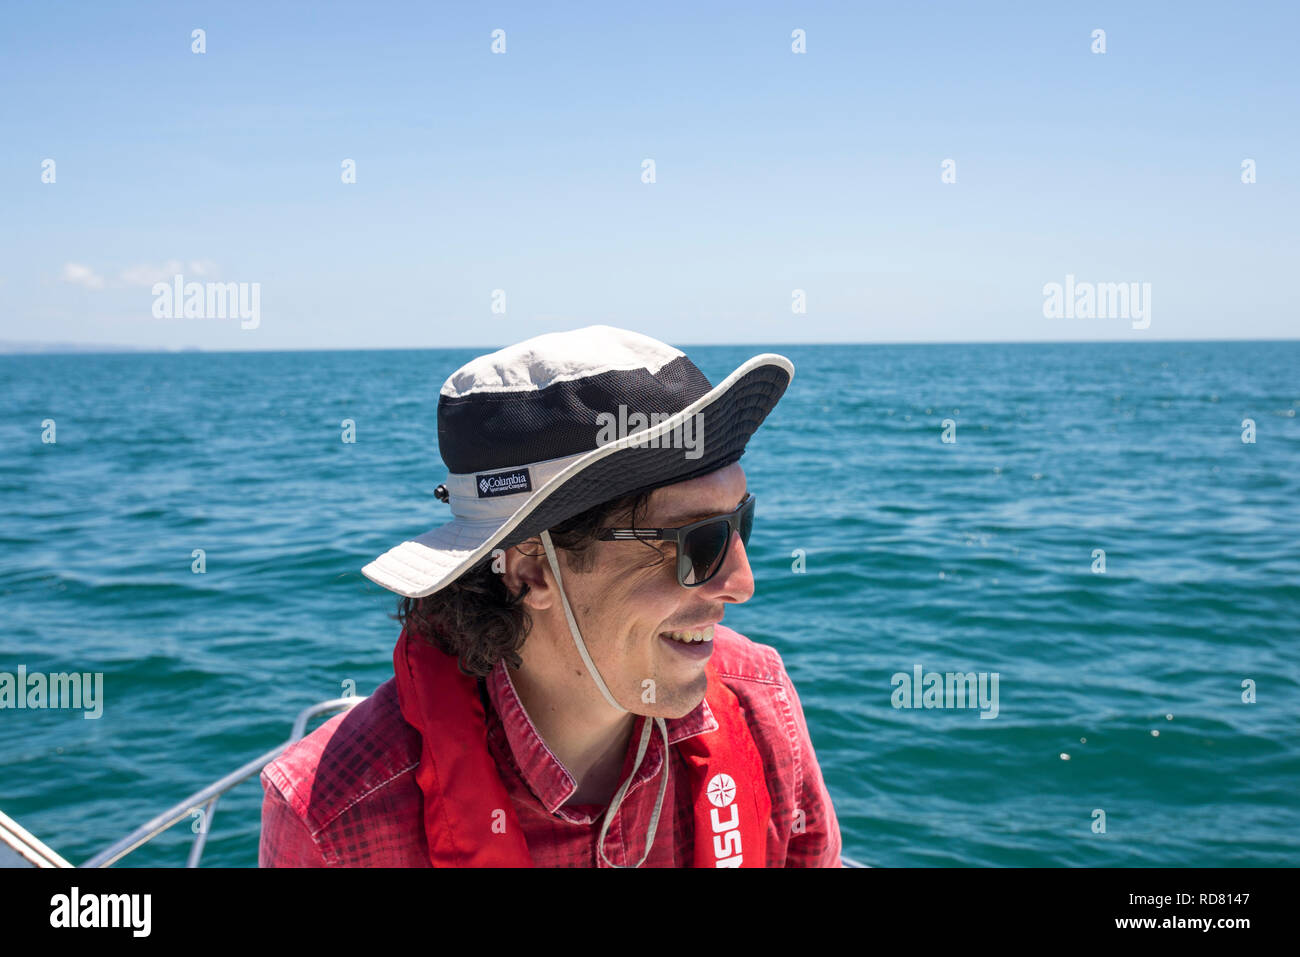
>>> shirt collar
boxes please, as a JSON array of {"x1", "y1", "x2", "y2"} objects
[{"x1": 485, "y1": 657, "x2": 718, "y2": 820}]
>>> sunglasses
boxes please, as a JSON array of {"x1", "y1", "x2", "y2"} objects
[{"x1": 597, "y1": 493, "x2": 755, "y2": 587}]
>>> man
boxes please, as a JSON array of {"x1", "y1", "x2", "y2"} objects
[{"x1": 259, "y1": 325, "x2": 843, "y2": 867}]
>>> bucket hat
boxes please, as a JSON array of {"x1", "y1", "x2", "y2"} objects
[{"x1": 362, "y1": 325, "x2": 793, "y2": 598}]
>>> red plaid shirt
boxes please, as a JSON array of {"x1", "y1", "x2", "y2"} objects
[{"x1": 259, "y1": 625, "x2": 842, "y2": 867}]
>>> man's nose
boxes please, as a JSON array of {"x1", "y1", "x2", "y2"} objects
[{"x1": 703, "y1": 529, "x2": 755, "y2": 602}]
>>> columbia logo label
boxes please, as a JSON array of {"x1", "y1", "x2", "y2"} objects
[
  {"x1": 706, "y1": 773, "x2": 743, "y2": 867},
  {"x1": 475, "y1": 468, "x2": 533, "y2": 498}
]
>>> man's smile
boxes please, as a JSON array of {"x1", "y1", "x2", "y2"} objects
[{"x1": 658, "y1": 623, "x2": 717, "y2": 658}]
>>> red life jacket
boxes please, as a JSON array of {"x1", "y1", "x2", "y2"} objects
[{"x1": 392, "y1": 628, "x2": 772, "y2": 867}]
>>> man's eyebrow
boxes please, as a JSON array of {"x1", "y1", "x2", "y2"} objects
[{"x1": 653, "y1": 494, "x2": 747, "y2": 527}]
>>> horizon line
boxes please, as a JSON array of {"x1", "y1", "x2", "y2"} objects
[{"x1": 3, "y1": 335, "x2": 1300, "y2": 357}]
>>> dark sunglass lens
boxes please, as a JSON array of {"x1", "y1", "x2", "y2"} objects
[
  {"x1": 739, "y1": 498, "x2": 754, "y2": 546},
  {"x1": 682, "y1": 522, "x2": 729, "y2": 585}
]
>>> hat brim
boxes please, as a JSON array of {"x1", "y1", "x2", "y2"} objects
[{"x1": 361, "y1": 353, "x2": 793, "y2": 598}]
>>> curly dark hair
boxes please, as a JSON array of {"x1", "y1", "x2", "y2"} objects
[{"x1": 395, "y1": 489, "x2": 665, "y2": 677}]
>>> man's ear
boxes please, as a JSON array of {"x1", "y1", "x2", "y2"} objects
[{"x1": 503, "y1": 540, "x2": 554, "y2": 611}]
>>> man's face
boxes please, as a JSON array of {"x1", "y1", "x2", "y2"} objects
[{"x1": 543, "y1": 463, "x2": 755, "y2": 719}]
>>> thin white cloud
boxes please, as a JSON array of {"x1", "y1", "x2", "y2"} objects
[
  {"x1": 120, "y1": 260, "x2": 218, "y2": 286},
  {"x1": 60, "y1": 263, "x2": 105, "y2": 289},
  {"x1": 120, "y1": 260, "x2": 183, "y2": 286}
]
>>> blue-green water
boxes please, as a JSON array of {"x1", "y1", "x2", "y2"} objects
[{"x1": 2, "y1": 341, "x2": 1297, "y2": 867}]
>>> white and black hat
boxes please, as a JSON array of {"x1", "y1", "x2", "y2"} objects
[{"x1": 362, "y1": 325, "x2": 794, "y2": 598}]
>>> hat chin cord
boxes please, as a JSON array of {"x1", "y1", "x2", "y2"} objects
[{"x1": 538, "y1": 529, "x2": 669, "y2": 868}]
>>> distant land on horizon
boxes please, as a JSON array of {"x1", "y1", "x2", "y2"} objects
[
  {"x1": 1, "y1": 337, "x2": 1297, "y2": 356},
  {"x1": 0, "y1": 340, "x2": 201, "y2": 355}
]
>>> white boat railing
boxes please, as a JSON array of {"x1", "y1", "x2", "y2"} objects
[
  {"x1": 80, "y1": 696, "x2": 366, "y2": 868},
  {"x1": 0, "y1": 808, "x2": 75, "y2": 868}
]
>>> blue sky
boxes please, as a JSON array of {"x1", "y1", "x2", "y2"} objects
[{"x1": 2, "y1": 1, "x2": 1297, "y2": 349}]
